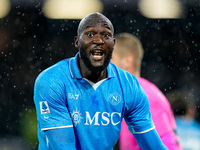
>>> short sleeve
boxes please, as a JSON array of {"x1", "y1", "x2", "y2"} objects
[
  {"x1": 34, "y1": 71, "x2": 73, "y2": 131},
  {"x1": 123, "y1": 76, "x2": 155, "y2": 134}
]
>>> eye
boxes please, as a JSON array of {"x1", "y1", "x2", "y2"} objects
[
  {"x1": 103, "y1": 33, "x2": 111, "y2": 38},
  {"x1": 86, "y1": 32, "x2": 94, "y2": 37}
]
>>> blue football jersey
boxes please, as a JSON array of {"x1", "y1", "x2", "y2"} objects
[{"x1": 34, "y1": 53, "x2": 155, "y2": 150}]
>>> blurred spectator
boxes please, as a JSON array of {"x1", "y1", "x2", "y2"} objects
[
  {"x1": 111, "y1": 33, "x2": 182, "y2": 150},
  {"x1": 167, "y1": 90, "x2": 200, "y2": 150}
]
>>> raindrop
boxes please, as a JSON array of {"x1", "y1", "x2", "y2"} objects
[
  {"x1": 157, "y1": 56, "x2": 162, "y2": 62},
  {"x1": 186, "y1": 66, "x2": 190, "y2": 71},
  {"x1": 188, "y1": 22, "x2": 192, "y2": 26},
  {"x1": 189, "y1": 60, "x2": 193, "y2": 65},
  {"x1": 16, "y1": 5, "x2": 21, "y2": 8},
  {"x1": 18, "y1": 112, "x2": 23, "y2": 117},
  {"x1": 12, "y1": 40, "x2": 20, "y2": 47}
]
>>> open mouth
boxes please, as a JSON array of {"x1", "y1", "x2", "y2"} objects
[{"x1": 91, "y1": 50, "x2": 105, "y2": 59}]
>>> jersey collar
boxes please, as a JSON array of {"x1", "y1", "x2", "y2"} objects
[{"x1": 69, "y1": 53, "x2": 115, "y2": 80}]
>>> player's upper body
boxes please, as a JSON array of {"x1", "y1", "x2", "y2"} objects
[
  {"x1": 111, "y1": 33, "x2": 182, "y2": 150},
  {"x1": 34, "y1": 13, "x2": 168, "y2": 150}
]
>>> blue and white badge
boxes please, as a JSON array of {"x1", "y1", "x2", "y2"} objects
[
  {"x1": 40, "y1": 101, "x2": 50, "y2": 118},
  {"x1": 109, "y1": 93, "x2": 121, "y2": 105}
]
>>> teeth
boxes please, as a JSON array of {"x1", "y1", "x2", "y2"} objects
[
  {"x1": 92, "y1": 50, "x2": 104, "y2": 56},
  {"x1": 94, "y1": 50, "x2": 102, "y2": 53},
  {"x1": 93, "y1": 55, "x2": 102, "y2": 58}
]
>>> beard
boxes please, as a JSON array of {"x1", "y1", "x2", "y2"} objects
[{"x1": 79, "y1": 48, "x2": 113, "y2": 74}]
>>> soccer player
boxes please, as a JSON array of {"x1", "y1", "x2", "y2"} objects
[
  {"x1": 111, "y1": 33, "x2": 182, "y2": 150},
  {"x1": 34, "y1": 13, "x2": 168, "y2": 150}
]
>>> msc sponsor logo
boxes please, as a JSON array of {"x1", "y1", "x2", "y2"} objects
[
  {"x1": 71, "y1": 109, "x2": 121, "y2": 126},
  {"x1": 85, "y1": 112, "x2": 121, "y2": 126},
  {"x1": 71, "y1": 108, "x2": 83, "y2": 126}
]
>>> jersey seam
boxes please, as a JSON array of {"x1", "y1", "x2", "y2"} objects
[
  {"x1": 41, "y1": 125, "x2": 73, "y2": 131},
  {"x1": 132, "y1": 126, "x2": 155, "y2": 134}
]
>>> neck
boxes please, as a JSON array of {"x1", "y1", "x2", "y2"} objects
[
  {"x1": 86, "y1": 71, "x2": 107, "y2": 83},
  {"x1": 128, "y1": 69, "x2": 140, "y2": 79},
  {"x1": 135, "y1": 72, "x2": 140, "y2": 79},
  {"x1": 78, "y1": 58, "x2": 107, "y2": 83}
]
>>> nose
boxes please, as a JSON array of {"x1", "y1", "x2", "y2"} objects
[{"x1": 93, "y1": 35, "x2": 104, "y2": 45}]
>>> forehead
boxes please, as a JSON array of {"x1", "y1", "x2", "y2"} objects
[
  {"x1": 85, "y1": 15, "x2": 110, "y2": 27},
  {"x1": 78, "y1": 14, "x2": 113, "y2": 35}
]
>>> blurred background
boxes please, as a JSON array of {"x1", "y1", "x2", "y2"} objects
[{"x1": 0, "y1": 0, "x2": 200, "y2": 149}]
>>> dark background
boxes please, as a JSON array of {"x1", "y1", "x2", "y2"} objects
[{"x1": 0, "y1": 0, "x2": 200, "y2": 149}]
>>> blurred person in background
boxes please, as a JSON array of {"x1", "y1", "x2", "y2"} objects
[
  {"x1": 111, "y1": 33, "x2": 182, "y2": 150},
  {"x1": 167, "y1": 90, "x2": 200, "y2": 150},
  {"x1": 33, "y1": 13, "x2": 168, "y2": 150}
]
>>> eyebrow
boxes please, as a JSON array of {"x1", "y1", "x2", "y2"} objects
[
  {"x1": 85, "y1": 25, "x2": 94, "y2": 29},
  {"x1": 104, "y1": 25, "x2": 111, "y2": 30},
  {"x1": 85, "y1": 24, "x2": 112, "y2": 31}
]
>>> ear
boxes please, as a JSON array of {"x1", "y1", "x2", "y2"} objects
[
  {"x1": 74, "y1": 36, "x2": 79, "y2": 48},
  {"x1": 113, "y1": 38, "x2": 116, "y2": 46}
]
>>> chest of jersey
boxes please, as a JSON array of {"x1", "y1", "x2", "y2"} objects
[{"x1": 66, "y1": 78, "x2": 124, "y2": 127}]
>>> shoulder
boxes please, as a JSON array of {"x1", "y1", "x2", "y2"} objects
[
  {"x1": 109, "y1": 62, "x2": 144, "y2": 99},
  {"x1": 139, "y1": 78, "x2": 164, "y2": 96},
  {"x1": 139, "y1": 78, "x2": 157, "y2": 89},
  {"x1": 139, "y1": 78, "x2": 170, "y2": 108},
  {"x1": 109, "y1": 63, "x2": 142, "y2": 96},
  {"x1": 109, "y1": 62, "x2": 138, "y2": 84},
  {"x1": 35, "y1": 58, "x2": 70, "y2": 85}
]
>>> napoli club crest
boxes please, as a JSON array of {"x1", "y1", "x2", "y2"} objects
[{"x1": 108, "y1": 93, "x2": 121, "y2": 105}]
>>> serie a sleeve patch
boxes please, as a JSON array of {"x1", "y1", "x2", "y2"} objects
[{"x1": 40, "y1": 101, "x2": 50, "y2": 114}]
